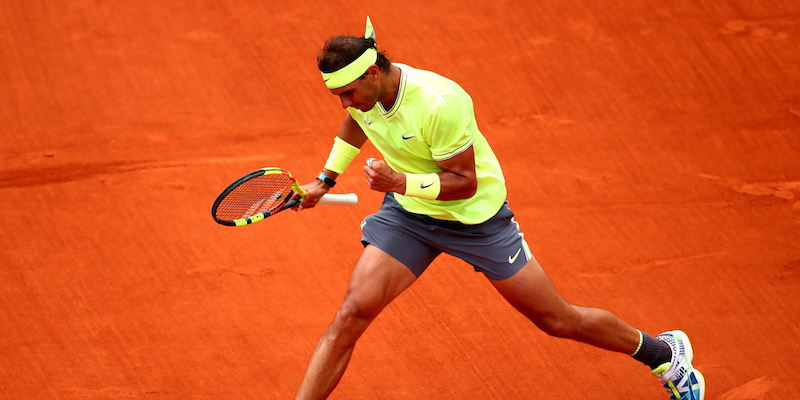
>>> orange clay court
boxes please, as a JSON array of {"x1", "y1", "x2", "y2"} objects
[{"x1": 1, "y1": 1, "x2": 799, "y2": 399}]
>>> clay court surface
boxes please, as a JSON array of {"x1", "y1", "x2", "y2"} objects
[{"x1": 2, "y1": 1, "x2": 799, "y2": 398}]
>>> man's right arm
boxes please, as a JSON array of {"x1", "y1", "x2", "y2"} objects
[
  {"x1": 338, "y1": 113, "x2": 368, "y2": 147},
  {"x1": 297, "y1": 114, "x2": 367, "y2": 209},
  {"x1": 319, "y1": 113, "x2": 367, "y2": 182}
]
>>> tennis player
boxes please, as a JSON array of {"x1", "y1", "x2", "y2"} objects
[{"x1": 293, "y1": 17, "x2": 705, "y2": 400}]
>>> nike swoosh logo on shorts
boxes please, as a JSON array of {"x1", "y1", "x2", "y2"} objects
[
  {"x1": 402, "y1": 133, "x2": 416, "y2": 140},
  {"x1": 508, "y1": 248, "x2": 522, "y2": 264}
]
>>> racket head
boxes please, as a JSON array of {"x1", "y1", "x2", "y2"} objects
[{"x1": 211, "y1": 168, "x2": 305, "y2": 226}]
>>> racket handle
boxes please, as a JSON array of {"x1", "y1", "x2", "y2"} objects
[{"x1": 318, "y1": 193, "x2": 358, "y2": 206}]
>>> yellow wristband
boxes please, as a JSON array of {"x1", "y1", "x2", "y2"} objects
[
  {"x1": 404, "y1": 173, "x2": 441, "y2": 200},
  {"x1": 324, "y1": 137, "x2": 361, "y2": 174}
]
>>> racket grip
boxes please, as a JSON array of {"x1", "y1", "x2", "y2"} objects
[{"x1": 318, "y1": 193, "x2": 358, "y2": 206}]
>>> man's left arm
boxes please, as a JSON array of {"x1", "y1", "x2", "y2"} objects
[
  {"x1": 430, "y1": 145, "x2": 477, "y2": 200},
  {"x1": 363, "y1": 146, "x2": 477, "y2": 200},
  {"x1": 365, "y1": 89, "x2": 478, "y2": 200}
]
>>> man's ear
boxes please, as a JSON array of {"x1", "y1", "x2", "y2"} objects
[{"x1": 367, "y1": 64, "x2": 380, "y2": 80}]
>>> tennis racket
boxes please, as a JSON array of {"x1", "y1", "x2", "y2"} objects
[{"x1": 211, "y1": 168, "x2": 358, "y2": 226}]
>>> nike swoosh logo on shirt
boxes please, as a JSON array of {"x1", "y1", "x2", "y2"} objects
[
  {"x1": 402, "y1": 133, "x2": 416, "y2": 140},
  {"x1": 508, "y1": 248, "x2": 522, "y2": 264}
]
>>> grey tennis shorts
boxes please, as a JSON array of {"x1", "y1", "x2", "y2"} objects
[{"x1": 360, "y1": 193, "x2": 532, "y2": 280}]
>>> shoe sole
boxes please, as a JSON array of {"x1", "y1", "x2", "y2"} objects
[
  {"x1": 693, "y1": 369, "x2": 706, "y2": 400},
  {"x1": 672, "y1": 330, "x2": 705, "y2": 400}
]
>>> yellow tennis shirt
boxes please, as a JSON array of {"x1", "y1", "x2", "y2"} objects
[{"x1": 348, "y1": 64, "x2": 506, "y2": 224}]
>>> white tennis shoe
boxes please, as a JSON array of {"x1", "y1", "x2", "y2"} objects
[{"x1": 652, "y1": 330, "x2": 706, "y2": 400}]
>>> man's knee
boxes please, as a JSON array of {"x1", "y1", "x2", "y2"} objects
[
  {"x1": 538, "y1": 317, "x2": 575, "y2": 339},
  {"x1": 531, "y1": 307, "x2": 582, "y2": 339},
  {"x1": 326, "y1": 296, "x2": 381, "y2": 346}
]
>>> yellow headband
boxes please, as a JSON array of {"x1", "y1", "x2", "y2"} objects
[{"x1": 321, "y1": 16, "x2": 377, "y2": 89}]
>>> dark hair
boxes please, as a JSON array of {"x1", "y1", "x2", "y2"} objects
[{"x1": 317, "y1": 35, "x2": 391, "y2": 74}]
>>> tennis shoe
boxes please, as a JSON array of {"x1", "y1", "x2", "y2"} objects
[{"x1": 652, "y1": 330, "x2": 705, "y2": 400}]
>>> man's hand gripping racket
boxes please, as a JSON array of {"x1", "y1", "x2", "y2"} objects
[{"x1": 211, "y1": 168, "x2": 357, "y2": 226}]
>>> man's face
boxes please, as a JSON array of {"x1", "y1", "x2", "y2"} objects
[{"x1": 329, "y1": 69, "x2": 379, "y2": 112}]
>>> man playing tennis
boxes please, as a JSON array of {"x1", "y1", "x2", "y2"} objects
[{"x1": 293, "y1": 17, "x2": 705, "y2": 400}]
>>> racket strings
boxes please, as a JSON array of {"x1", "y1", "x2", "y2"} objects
[{"x1": 214, "y1": 174, "x2": 294, "y2": 220}]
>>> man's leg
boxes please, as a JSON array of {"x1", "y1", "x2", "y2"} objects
[
  {"x1": 295, "y1": 245, "x2": 418, "y2": 400},
  {"x1": 489, "y1": 256, "x2": 705, "y2": 399},
  {"x1": 488, "y1": 255, "x2": 640, "y2": 354}
]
